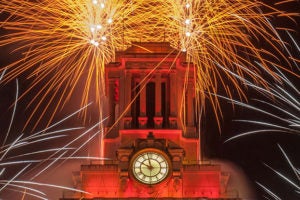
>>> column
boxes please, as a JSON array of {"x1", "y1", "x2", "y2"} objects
[
  {"x1": 185, "y1": 81, "x2": 196, "y2": 137},
  {"x1": 169, "y1": 72, "x2": 177, "y2": 128},
  {"x1": 138, "y1": 72, "x2": 147, "y2": 128},
  {"x1": 123, "y1": 71, "x2": 132, "y2": 128},
  {"x1": 154, "y1": 72, "x2": 163, "y2": 128},
  {"x1": 155, "y1": 72, "x2": 162, "y2": 116},
  {"x1": 186, "y1": 82, "x2": 194, "y2": 127},
  {"x1": 108, "y1": 80, "x2": 115, "y2": 126}
]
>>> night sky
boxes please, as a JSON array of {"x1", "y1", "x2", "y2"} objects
[
  {"x1": 1, "y1": 1, "x2": 300, "y2": 199},
  {"x1": 195, "y1": 1, "x2": 300, "y2": 198},
  {"x1": 204, "y1": 4, "x2": 300, "y2": 198}
]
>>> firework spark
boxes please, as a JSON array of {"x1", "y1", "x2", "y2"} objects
[
  {"x1": 1, "y1": 0, "x2": 298, "y2": 129},
  {"x1": 223, "y1": 62, "x2": 299, "y2": 143},
  {"x1": 221, "y1": 31, "x2": 300, "y2": 199},
  {"x1": 0, "y1": 112, "x2": 89, "y2": 198},
  {"x1": 257, "y1": 144, "x2": 300, "y2": 199},
  {"x1": 221, "y1": 28, "x2": 300, "y2": 142},
  {"x1": 0, "y1": 79, "x2": 109, "y2": 199}
]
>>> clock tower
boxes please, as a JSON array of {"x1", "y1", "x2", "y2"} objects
[{"x1": 61, "y1": 42, "x2": 241, "y2": 199}]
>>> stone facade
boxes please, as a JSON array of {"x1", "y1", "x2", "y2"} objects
[{"x1": 60, "y1": 43, "x2": 240, "y2": 200}]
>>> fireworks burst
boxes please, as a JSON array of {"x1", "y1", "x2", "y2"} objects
[
  {"x1": 0, "y1": 75, "x2": 109, "y2": 199},
  {"x1": 257, "y1": 144, "x2": 300, "y2": 200},
  {"x1": 1, "y1": 0, "x2": 298, "y2": 129},
  {"x1": 224, "y1": 62, "x2": 299, "y2": 143},
  {"x1": 0, "y1": 108, "x2": 108, "y2": 199},
  {"x1": 221, "y1": 31, "x2": 300, "y2": 198}
]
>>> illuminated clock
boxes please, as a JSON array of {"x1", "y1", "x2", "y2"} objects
[{"x1": 131, "y1": 149, "x2": 171, "y2": 185}]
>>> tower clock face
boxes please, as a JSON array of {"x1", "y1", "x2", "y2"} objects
[{"x1": 131, "y1": 149, "x2": 170, "y2": 185}]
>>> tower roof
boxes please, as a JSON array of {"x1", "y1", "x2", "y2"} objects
[{"x1": 115, "y1": 42, "x2": 183, "y2": 61}]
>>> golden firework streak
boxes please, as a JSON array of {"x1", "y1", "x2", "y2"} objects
[{"x1": 0, "y1": 0, "x2": 298, "y2": 130}]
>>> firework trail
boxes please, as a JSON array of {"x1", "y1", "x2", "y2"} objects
[
  {"x1": 1, "y1": 0, "x2": 298, "y2": 129},
  {"x1": 257, "y1": 144, "x2": 300, "y2": 200},
  {"x1": 220, "y1": 31, "x2": 299, "y2": 199},
  {"x1": 223, "y1": 62, "x2": 299, "y2": 143},
  {"x1": 0, "y1": 77, "x2": 109, "y2": 199},
  {"x1": 215, "y1": 28, "x2": 300, "y2": 142},
  {"x1": 221, "y1": 67, "x2": 299, "y2": 198},
  {"x1": 0, "y1": 106, "x2": 108, "y2": 199},
  {"x1": 0, "y1": 107, "x2": 84, "y2": 197}
]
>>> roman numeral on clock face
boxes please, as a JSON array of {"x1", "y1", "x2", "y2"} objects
[{"x1": 132, "y1": 150, "x2": 170, "y2": 185}]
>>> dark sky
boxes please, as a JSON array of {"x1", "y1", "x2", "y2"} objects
[{"x1": 198, "y1": 1, "x2": 300, "y2": 198}]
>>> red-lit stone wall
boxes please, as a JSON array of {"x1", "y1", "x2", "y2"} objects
[
  {"x1": 61, "y1": 43, "x2": 235, "y2": 200},
  {"x1": 80, "y1": 163, "x2": 221, "y2": 198}
]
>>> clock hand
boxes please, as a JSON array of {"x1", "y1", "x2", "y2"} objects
[
  {"x1": 147, "y1": 153, "x2": 152, "y2": 167},
  {"x1": 150, "y1": 167, "x2": 152, "y2": 185},
  {"x1": 141, "y1": 162, "x2": 151, "y2": 168}
]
